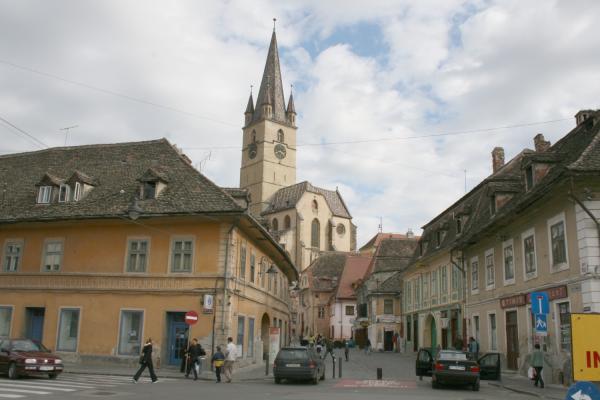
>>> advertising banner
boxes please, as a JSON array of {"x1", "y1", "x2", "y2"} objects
[{"x1": 571, "y1": 313, "x2": 600, "y2": 382}]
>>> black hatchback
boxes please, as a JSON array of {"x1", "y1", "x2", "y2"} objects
[{"x1": 273, "y1": 347, "x2": 325, "y2": 384}]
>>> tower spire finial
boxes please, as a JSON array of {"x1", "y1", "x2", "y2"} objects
[
  {"x1": 250, "y1": 84, "x2": 253, "y2": 95},
  {"x1": 273, "y1": 18, "x2": 277, "y2": 32}
]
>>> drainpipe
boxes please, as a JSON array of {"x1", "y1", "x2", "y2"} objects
[
  {"x1": 221, "y1": 222, "x2": 237, "y2": 335},
  {"x1": 450, "y1": 248, "x2": 467, "y2": 350}
]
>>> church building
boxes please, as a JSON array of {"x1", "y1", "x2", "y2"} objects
[{"x1": 240, "y1": 27, "x2": 356, "y2": 272}]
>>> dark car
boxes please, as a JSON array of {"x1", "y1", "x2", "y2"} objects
[
  {"x1": 416, "y1": 348, "x2": 500, "y2": 391},
  {"x1": 273, "y1": 347, "x2": 325, "y2": 384},
  {"x1": 0, "y1": 338, "x2": 64, "y2": 379}
]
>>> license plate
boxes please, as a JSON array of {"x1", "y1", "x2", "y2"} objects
[
  {"x1": 286, "y1": 363, "x2": 300, "y2": 367},
  {"x1": 39, "y1": 366, "x2": 54, "y2": 371},
  {"x1": 449, "y1": 365, "x2": 465, "y2": 371}
]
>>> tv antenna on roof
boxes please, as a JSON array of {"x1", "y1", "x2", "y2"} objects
[{"x1": 59, "y1": 125, "x2": 78, "y2": 146}]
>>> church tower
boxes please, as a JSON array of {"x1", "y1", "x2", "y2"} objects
[{"x1": 240, "y1": 27, "x2": 297, "y2": 215}]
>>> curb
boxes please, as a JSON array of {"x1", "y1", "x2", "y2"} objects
[
  {"x1": 63, "y1": 369, "x2": 270, "y2": 382},
  {"x1": 488, "y1": 381, "x2": 564, "y2": 400}
]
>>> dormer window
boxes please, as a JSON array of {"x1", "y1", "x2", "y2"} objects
[
  {"x1": 436, "y1": 231, "x2": 442, "y2": 247},
  {"x1": 73, "y1": 182, "x2": 82, "y2": 201},
  {"x1": 58, "y1": 184, "x2": 70, "y2": 203},
  {"x1": 456, "y1": 216, "x2": 462, "y2": 235},
  {"x1": 142, "y1": 182, "x2": 157, "y2": 200},
  {"x1": 138, "y1": 167, "x2": 168, "y2": 200},
  {"x1": 37, "y1": 186, "x2": 52, "y2": 204},
  {"x1": 525, "y1": 166, "x2": 534, "y2": 191}
]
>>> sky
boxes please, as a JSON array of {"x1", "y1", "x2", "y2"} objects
[{"x1": 1, "y1": 0, "x2": 599, "y2": 246}]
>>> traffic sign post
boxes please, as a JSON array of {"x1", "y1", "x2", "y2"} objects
[
  {"x1": 531, "y1": 291, "x2": 550, "y2": 315},
  {"x1": 534, "y1": 313, "x2": 548, "y2": 336}
]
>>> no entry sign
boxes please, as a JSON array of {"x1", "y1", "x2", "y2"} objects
[{"x1": 185, "y1": 310, "x2": 199, "y2": 325}]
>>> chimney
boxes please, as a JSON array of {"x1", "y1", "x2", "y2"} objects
[
  {"x1": 492, "y1": 147, "x2": 505, "y2": 173},
  {"x1": 406, "y1": 228, "x2": 414, "y2": 239},
  {"x1": 534, "y1": 134, "x2": 551, "y2": 152}
]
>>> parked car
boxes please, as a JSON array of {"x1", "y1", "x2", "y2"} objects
[
  {"x1": 273, "y1": 347, "x2": 325, "y2": 384},
  {"x1": 416, "y1": 348, "x2": 500, "y2": 391},
  {"x1": 0, "y1": 338, "x2": 64, "y2": 379}
]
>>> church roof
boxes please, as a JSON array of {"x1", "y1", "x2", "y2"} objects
[
  {"x1": 252, "y1": 31, "x2": 288, "y2": 125},
  {"x1": 262, "y1": 181, "x2": 352, "y2": 219}
]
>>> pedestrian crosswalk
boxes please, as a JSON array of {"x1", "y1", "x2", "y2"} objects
[{"x1": 0, "y1": 374, "x2": 164, "y2": 399}]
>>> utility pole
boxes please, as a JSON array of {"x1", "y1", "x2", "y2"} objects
[{"x1": 59, "y1": 125, "x2": 78, "y2": 146}]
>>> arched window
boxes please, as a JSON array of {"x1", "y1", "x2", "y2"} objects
[
  {"x1": 312, "y1": 199, "x2": 318, "y2": 211},
  {"x1": 252, "y1": 130, "x2": 256, "y2": 143},
  {"x1": 272, "y1": 218, "x2": 279, "y2": 231},
  {"x1": 284, "y1": 215, "x2": 291, "y2": 229},
  {"x1": 277, "y1": 129, "x2": 284, "y2": 143},
  {"x1": 311, "y1": 218, "x2": 320, "y2": 248}
]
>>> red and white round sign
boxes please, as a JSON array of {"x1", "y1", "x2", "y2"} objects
[{"x1": 184, "y1": 310, "x2": 199, "y2": 325}]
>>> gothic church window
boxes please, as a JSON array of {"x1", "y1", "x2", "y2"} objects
[
  {"x1": 252, "y1": 130, "x2": 256, "y2": 143},
  {"x1": 277, "y1": 130, "x2": 284, "y2": 143},
  {"x1": 272, "y1": 218, "x2": 279, "y2": 231},
  {"x1": 284, "y1": 215, "x2": 291, "y2": 229},
  {"x1": 311, "y1": 218, "x2": 320, "y2": 248},
  {"x1": 312, "y1": 199, "x2": 318, "y2": 212}
]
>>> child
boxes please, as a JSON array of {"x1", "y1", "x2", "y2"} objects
[{"x1": 211, "y1": 346, "x2": 225, "y2": 383}]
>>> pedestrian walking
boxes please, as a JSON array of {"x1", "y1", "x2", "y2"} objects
[
  {"x1": 185, "y1": 338, "x2": 203, "y2": 380},
  {"x1": 133, "y1": 338, "x2": 158, "y2": 383},
  {"x1": 531, "y1": 344, "x2": 545, "y2": 389},
  {"x1": 324, "y1": 338, "x2": 334, "y2": 360},
  {"x1": 211, "y1": 346, "x2": 225, "y2": 383},
  {"x1": 344, "y1": 340, "x2": 350, "y2": 361},
  {"x1": 468, "y1": 337, "x2": 479, "y2": 360},
  {"x1": 364, "y1": 338, "x2": 371, "y2": 355},
  {"x1": 223, "y1": 337, "x2": 237, "y2": 383}
]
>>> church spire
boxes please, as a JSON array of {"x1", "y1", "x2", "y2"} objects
[
  {"x1": 286, "y1": 85, "x2": 296, "y2": 125},
  {"x1": 244, "y1": 86, "x2": 254, "y2": 126},
  {"x1": 251, "y1": 27, "x2": 286, "y2": 125}
]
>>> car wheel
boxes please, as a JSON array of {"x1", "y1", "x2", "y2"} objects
[
  {"x1": 48, "y1": 373, "x2": 57, "y2": 380},
  {"x1": 472, "y1": 380, "x2": 480, "y2": 391},
  {"x1": 8, "y1": 363, "x2": 18, "y2": 380},
  {"x1": 274, "y1": 377, "x2": 281, "y2": 384}
]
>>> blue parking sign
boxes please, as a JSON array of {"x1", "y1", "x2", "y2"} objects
[
  {"x1": 531, "y1": 291, "x2": 549, "y2": 314},
  {"x1": 534, "y1": 314, "x2": 548, "y2": 336}
]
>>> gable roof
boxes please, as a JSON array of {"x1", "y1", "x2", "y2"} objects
[
  {"x1": 262, "y1": 181, "x2": 352, "y2": 218},
  {"x1": 359, "y1": 232, "x2": 416, "y2": 252},
  {"x1": 305, "y1": 252, "x2": 348, "y2": 291},
  {"x1": 334, "y1": 255, "x2": 372, "y2": 300},
  {"x1": 0, "y1": 138, "x2": 243, "y2": 223},
  {"x1": 366, "y1": 237, "x2": 418, "y2": 275}
]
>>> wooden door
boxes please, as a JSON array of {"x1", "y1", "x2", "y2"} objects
[{"x1": 505, "y1": 311, "x2": 519, "y2": 370}]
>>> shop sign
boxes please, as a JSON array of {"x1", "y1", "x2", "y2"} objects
[
  {"x1": 500, "y1": 294, "x2": 527, "y2": 309},
  {"x1": 571, "y1": 313, "x2": 600, "y2": 381},
  {"x1": 500, "y1": 285, "x2": 568, "y2": 309},
  {"x1": 203, "y1": 294, "x2": 214, "y2": 314},
  {"x1": 526, "y1": 285, "x2": 568, "y2": 303}
]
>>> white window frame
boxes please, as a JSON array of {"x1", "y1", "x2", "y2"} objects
[
  {"x1": 0, "y1": 305, "x2": 14, "y2": 338},
  {"x1": 169, "y1": 236, "x2": 195, "y2": 274},
  {"x1": 522, "y1": 228, "x2": 537, "y2": 280},
  {"x1": 55, "y1": 306, "x2": 81, "y2": 352},
  {"x1": 547, "y1": 212, "x2": 569, "y2": 272},
  {"x1": 41, "y1": 238, "x2": 64, "y2": 272},
  {"x1": 37, "y1": 186, "x2": 52, "y2": 204},
  {"x1": 502, "y1": 239, "x2": 515, "y2": 286},
  {"x1": 124, "y1": 237, "x2": 150, "y2": 273},
  {"x1": 58, "y1": 184, "x2": 70, "y2": 203},
  {"x1": 470, "y1": 256, "x2": 479, "y2": 294},
  {"x1": 485, "y1": 248, "x2": 495, "y2": 290},
  {"x1": 3, "y1": 240, "x2": 23, "y2": 272},
  {"x1": 73, "y1": 182, "x2": 82, "y2": 201},
  {"x1": 488, "y1": 311, "x2": 498, "y2": 351}
]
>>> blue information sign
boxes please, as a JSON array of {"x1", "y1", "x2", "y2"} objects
[
  {"x1": 531, "y1": 291, "x2": 549, "y2": 314},
  {"x1": 534, "y1": 313, "x2": 548, "y2": 336},
  {"x1": 565, "y1": 381, "x2": 600, "y2": 400}
]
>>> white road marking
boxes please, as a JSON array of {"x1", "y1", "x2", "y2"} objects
[
  {"x1": 0, "y1": 382, "x2": 75, "y2": 392},
  {"x1": 0, "y1": 388, "x2": 50, "y2": 395},
  {"x1": 0, "y1": 395, "x2": 24, "y2": 399}
]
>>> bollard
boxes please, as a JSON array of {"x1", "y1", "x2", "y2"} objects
[
  {"x1": 332, "y1": 355, "x2": 336, "y2": 379},
  {"x1": 265, "y1": 353, "x2": 269, "y2": 376},
  {"x1": 339, "y1": 356, "x2": 342, "y2": 378},
  {"x1": 377, "y1": 367, "x2": 382, "y2": 380}
]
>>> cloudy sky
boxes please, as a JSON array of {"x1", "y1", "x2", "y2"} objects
[{"x1": 1, "y1": 0, "x2": 599, "y2": 245}]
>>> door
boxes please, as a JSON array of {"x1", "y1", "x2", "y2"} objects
[
  {"x1": 478, "y1": 353, "x2": 501, "y2": 380},
  {"x1": 450, "y1": 317, "x2": 458, "y2": 348},
  {"x1": 415, "y1": 349, "x2": 433, "y2": 377},
  {"x1": 505, "y1": 311, "x2": 519, "y2": 370},
  {"x1": 25, "y1": 308, "x2": 45, "y2": 343},
  {"x1": 441, "y1": 328, "x2": 448, "y2": 349},
  {"x1": 412, "y1": 317, "x2": 418, "y2": 352},
  {"x1": 168, "y1": 322, "x2": 189, "y2": 365},
  {"x1": 384, "y1": 331, "x2": 393, "y2": 351}
]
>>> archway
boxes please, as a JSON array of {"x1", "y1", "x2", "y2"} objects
[
  {"x1": 423, "y1": 314, "x2": 437, "y2": 350},
  {"x1": 261, "y1": 313, "x2": 270, "y2": 360}
]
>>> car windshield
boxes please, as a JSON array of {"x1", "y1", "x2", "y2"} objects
[
  {"x1": 439, "y1": 351, "x2": 467, "y2": 361},
  {"x1": 11, "y1": 340, "x2": 46, "y2": 352},
  {"x1": 277, "y1": 349, "x2": 308, "y2": 361}
]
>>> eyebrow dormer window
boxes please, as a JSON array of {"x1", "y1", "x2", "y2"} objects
[
  {"x1": 142, "y1": 182, "x2": 156, "y2": 200},
  {"x1": 58, "y1": 184, "x2": 70, "y2": 203},
  {"x1": 37, "y1": 186, "x2": 52, "y2": 204}
]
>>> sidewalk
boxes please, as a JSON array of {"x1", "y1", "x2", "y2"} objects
[{"x1": 488, "y1": 372, "x2": 567, "y2": 400}]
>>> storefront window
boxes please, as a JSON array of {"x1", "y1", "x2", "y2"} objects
[
  {"x1": 0, "y1": 307, "x2": 12, "y2": 337},
  {"x1": 118, "y1": 310, "x2": 143, "y2": 355},
  {"x1": 557, "y1": 302, "x2": 571, "y2": 351},
  {"x1": 57, "y1": 308, "x2": 79, "y2": 352}
]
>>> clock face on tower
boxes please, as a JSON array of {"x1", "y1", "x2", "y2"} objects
[
  {"x1": 274, "y1": 143, "x2": 287, "y2": 159},
  {"x1": 248, "y1": 143, "x2": 257, "y2": 159}
]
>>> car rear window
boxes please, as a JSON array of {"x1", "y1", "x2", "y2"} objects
[
  {"x1": 439, "y1": 351, "x2": 467, "y2": 361},
  {"x1": 277, "y1": 349, "x2": 309, "y2": 360}
]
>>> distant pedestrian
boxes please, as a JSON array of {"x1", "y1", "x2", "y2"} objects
[
  {"x1": 211, "y1": 346, "x2": 225, "y2": 383},
  {"x1": 531, "y1": 344, "x2": 545, "y2": 389},
  {"x1": 365, "y1": 338, "x2": 371, "y2": 355},
  {"x1": 133, "y1": 338, "x2": 158, "y2": 383},
  {"x1": 344, "y1": 340, "x2": 350, "y2": 361},
  {"x1": 324, "y1": 338, "x2": 334, "y2": 360},
  {"x1": 223, "y1": 337, "x2": 237, "y2": 383},
  {"x1": 468, "y1": 337, "x2": 479, "y2": 360},
  {"x1": 392, "y1": 333, "x2": 397, "y2": 352}
]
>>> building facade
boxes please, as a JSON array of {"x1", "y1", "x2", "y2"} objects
[{"x1": 0, "y1": 139, "x2": 297, "y2": 367}]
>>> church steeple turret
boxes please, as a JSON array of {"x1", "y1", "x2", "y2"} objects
[
  {"x1": 286, "y1": 88, "x2": 296, "y2": 126},
  {"x1": 244, "y1": 89, "x2": 254, "y2": 126}
]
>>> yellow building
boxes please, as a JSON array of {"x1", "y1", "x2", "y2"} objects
[{"x1": 0, "y1": 139, "x2": 297, "y2": 367}]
